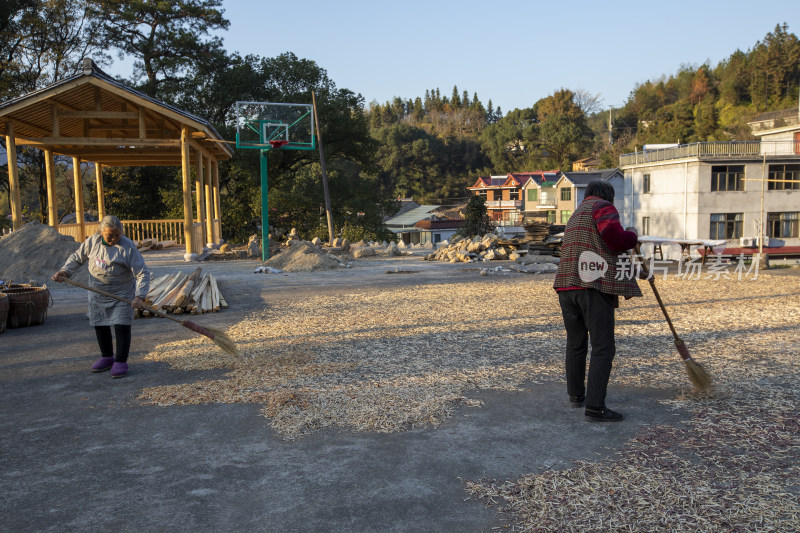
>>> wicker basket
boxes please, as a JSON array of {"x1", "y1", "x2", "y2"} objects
[
  {"x1": 2, "y1": 286, "x2": 51, "y2": 328},
  {"x1": 0, "y1": 293, "x2": 8, "y2": 334}
]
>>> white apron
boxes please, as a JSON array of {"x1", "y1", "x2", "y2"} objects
[{"x1": 61, "y1": 234, "x2": 151, "y2": 326}]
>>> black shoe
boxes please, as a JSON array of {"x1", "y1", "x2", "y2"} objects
[
  {"x1": 585, "y1": 406, "x2": 624, "y2": 422},
  {"x1": 569, "y1": 395, "x2": 585, "y2": 408}
]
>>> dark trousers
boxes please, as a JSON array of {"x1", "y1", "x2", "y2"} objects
[
  {"x1": 94, "y1": 325, "x2": 132, "y2": 362},
  {"x1": 558, "y1": 289, "x2": 617, "y2": 409}
]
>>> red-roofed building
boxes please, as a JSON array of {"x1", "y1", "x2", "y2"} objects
[{"x1": 468, "y1": 172, "x2": 553, "y2": 225}]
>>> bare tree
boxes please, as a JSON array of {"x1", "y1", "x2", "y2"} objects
[{"x1": 573, "y1": 89, "x2": 604, "y2": 116}]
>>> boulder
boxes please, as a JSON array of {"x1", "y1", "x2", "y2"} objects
[
  {"x1": 311, "y1": 237, "x2": 323, "y2": 246},
  {"x1": 352, "y1": 247, "x2": 376, "y2": 258},
  {"x1": 247, "y1": 239, "x2": 260, "y2": 257},
  {"x1": 219, "y1": 243, "x2": 232, "y2": 253},
  {"x1": 508, "y1": 252, "x2": 520, "y2": 261}
]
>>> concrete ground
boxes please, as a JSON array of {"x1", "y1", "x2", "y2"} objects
[{"x1": 1, "y1": 251, "x2": 688, "y2": 532}]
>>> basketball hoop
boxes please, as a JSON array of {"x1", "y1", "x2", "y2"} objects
[{"x1": 269, "y1": 140, "x2": 289, "y2": 149}]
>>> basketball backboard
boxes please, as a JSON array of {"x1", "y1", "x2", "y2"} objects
[{"x1": 235, "y1": 101, "x2": 315, "y2": 151}]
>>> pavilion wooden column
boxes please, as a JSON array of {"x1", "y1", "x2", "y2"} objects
[
  {"x1": 72, "y1": 157, "x2": 86, "y2": 241},
  {"x1": 95, "y1": 163, "x2": 105, "y2": 220},
  {"x1": 180, "y1": 126, "x2": 194, "y2": 256},
  {"x1": 4, "y1": 122, "x2": 23, "y2": 230},
  {"x1": 44, "y1": 149, "x2": 58, "y2": 227},
  {"x1": 204, "y1": 155, "x2": 213, "y2": 244},
  {"x1": 212, "y1": 159, "x2": 221, "y2": 241},
  {"x1": 195, "y1": 148, "x2": 206, "y2": 245}
]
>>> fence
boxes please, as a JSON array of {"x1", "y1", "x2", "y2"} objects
[
  {"x1": 8, "y1": 218, "x2": 218, "y2": 257},
  {"x1": 619, "y1": 142, "x2": 762, "y2": 166},
  {"x1": 619, "y1": 140, "x2": 800, "y2": 166}
]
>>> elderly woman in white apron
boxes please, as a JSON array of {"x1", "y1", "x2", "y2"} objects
[{"x1": 53, "y1": 215, "x2": 150, "y2": 378}]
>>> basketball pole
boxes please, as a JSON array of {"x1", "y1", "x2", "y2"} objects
[
  {"x1": 312, "y1": 91, "x2": 335, "y2": 244},
  {"x1": 260, "y1": 150, "x2": 269, "y2": 261}
]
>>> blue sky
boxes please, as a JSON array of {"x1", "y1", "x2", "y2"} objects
[{"x1": 99, "y1": 1, "x2": 800, "y2": 113}]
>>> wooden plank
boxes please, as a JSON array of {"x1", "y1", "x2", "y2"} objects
[
  {"x1": 14, "y1": 136, "x2": 181, "y2": 147},
  {"x1": 58, "y1": 110, "x2": 139, "y2": 119},
  {"x1": 152, "y1": 272, "x2": 188, "y2": 309},
  {"x1": 174, "y1": 267, "x2": 202, "y2": 308},
  {"x1": 209, "y1": 274, "x2": 223, "y2": 311},
  {"x1": 210, "y1": 273, "x2": 220, "y2": 312},
  {"x1": 189, "y1": 273, "x2": 210, "y2": 301}
]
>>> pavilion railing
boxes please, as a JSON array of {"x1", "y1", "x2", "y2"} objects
[{"x1": 57, "y1": 219, "x2": 186, "y2": 244}]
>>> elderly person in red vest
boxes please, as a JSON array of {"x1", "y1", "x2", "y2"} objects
[
  {"x1": 52, "y1": 215, "x2": 150, "y2": 379},
  {"x1": 553, "y1": 180, "x2": 641, "y2": 422}
]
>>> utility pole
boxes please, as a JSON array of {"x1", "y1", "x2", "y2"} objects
[
  {"x1": 312, "y1": 91, "x2": 334, "y2": 244},
  {"x1": 608, "y1": 106, "x2": 613, "y2": 145}
]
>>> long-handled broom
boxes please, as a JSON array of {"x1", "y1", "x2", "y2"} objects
[
  {"x1": 635, "y1": 245, "x2": 712, "y2": 390},
  {"x1": 62, "y1": 278, "x2": 239, "y2": 357}
]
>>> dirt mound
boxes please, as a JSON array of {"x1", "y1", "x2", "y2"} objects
[
  {"x1": 0, "y1": 222, "x2": 89, "y2": 285},
  {"x1": 263, "y1": 241, "x2": 345, "y2": 272}
]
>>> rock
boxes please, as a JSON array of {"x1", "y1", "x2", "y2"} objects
[
  {"x1": 288, "y1": 227, "x2": 300, "y2": 240},
  {"x1": 517, "y1": 254, "x2": 560, "y2": 265},
  {"x1": 311, "y1": 237, "x2": 322, "y2": 246},
  {"x1": 341, "y1": 239, "x2": 350, "y2": 251},
  {"x1": 495, "y1": 247, "x2": 508, "y2": 259},
  {"x1": 509, "y1": 252, "x2": 520, "y2": 261},
  {"x1": 352, "y1": 247, "x2": 375, "y2": 258},
  {"x1": 247, "y1": 239, "x2": 260, "y2": 257},
  {"x1": 397, "y1": 240, "x2": 407, "y2": 248},
  {"x1": 484, "y1": 249, "x2": 496, "y2": 261},
  {"x1": 220, "y1": 243, "x2": 232, "y2": 253}
]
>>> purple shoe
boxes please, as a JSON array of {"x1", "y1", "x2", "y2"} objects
[
  {"x1": 110, "y1": 362, "x2": 129, "y2": 379},
  {"x1": 91, "y1": 357, "x2": 115, "y2": 373}
]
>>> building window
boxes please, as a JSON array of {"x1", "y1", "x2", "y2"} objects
[
  {"x1": 560, "y1": 188, "x2": 571, "y2": 201},
  {"x1": 710, "y1": 213, "x2": 743, "y2": 239},
  {"x1": 527, "y1": 188, "x2": 538, "y2": 201},
  {"x1": 560, "y1": 210, "x2": 571, "y2": 223},
  {"x1": 767, "y1": 212, "x2": 799, "y2": 238},
  {"x1": 642, "y1": 216, "x2": 650, "y2": 235},
  {"x1": 509, "y1": 189, "x2": 519, "y2": 201},
  {"x1": 434, "y1": 233, "x2": 442, "y2": 243},
  {"x1": 643, "y1": 174, "x2": 651, "y2": 193},
  {"x1": 711, "y1": 165, "x2": 744, "y2": 191},
  {"x1": 768, "y1": 164, "x2": 800, "y2": 190},
  {"x1": 476, "y1": 190, "x2": 488, "y2": 200},
  {"x1": 547, "y1": 211, "x2": 556, "y2": 224}
]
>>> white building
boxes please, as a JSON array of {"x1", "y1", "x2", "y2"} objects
[{"x1": 619, "y1": 109, "x2": 800, "y2": 257}]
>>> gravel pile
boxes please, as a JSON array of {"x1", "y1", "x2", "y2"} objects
[{"x1": 0, "y1": 222, "x2": 89, "y2": 285}]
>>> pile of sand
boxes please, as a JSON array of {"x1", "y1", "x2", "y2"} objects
[
  {"x1": 263, "y1": 241, "x2": 346, "y2": 272},
  {"x1": 0, "y1": 222, "x2": 89, "y2": 285}
]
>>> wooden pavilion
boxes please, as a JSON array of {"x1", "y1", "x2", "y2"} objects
[{"x1": 0, "y1": 58, "x2": 233, "y2": 259}]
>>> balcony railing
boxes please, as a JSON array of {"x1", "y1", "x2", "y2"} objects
[
  {"x1": 620, "y1": 140, "x2": 800, "y2": 166},
  {"x1": 538, "y1": 197, "x2": 557, "y2": 207},
  {"x1": 486, "y1": 200, "x2": 523, "y2": 208}
]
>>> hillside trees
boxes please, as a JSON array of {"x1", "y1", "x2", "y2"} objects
[
  {"x1": 366, "y1": 85, "x2": 493, "y2": 202},
  {"x1": 592, "y1": 22, "x2": 800, "y2": 157}
]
